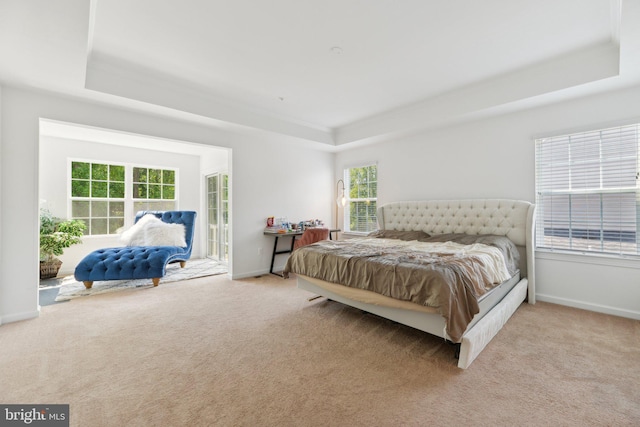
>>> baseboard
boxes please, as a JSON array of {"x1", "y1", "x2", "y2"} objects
[
  {"x1": 0, "y1": 307, "x2": 41, "y2": 325},
  {"x1": 536, "y1": 293, "x2": 640, "y2": 320},
  {"x1": 231, "y1": 269, "x2": 275, "y2": 280},
  {"x1": 231, "y1": 264, "x2": 298, "y2": 280}
]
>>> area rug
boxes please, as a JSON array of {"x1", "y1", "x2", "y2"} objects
[{"x1": 54, "y1": 258, "x2": 227, "y2": 301}]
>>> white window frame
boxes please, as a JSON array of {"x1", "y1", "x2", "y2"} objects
[
  {"x1": 68, "y1": 159, "x2": 127, "y2": 236},
  {"x1": 343, "y1": 163, "x2": 378, "y2": 234},
  {"x1": 534, "y1": 123, "x2": 640, "y2": 258},
  {"x1": 131, "y1": 165, "x2": 179, "y2": 219},
  {"x1": 69, "y1": 159, "x2": 178, "y2": 236}
]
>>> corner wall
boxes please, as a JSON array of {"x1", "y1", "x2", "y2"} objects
[
  {"x1": 0, "y1": 86, "x2": 333, "y2": 324},
  {"x1": 336, "y1": 84, "x2": 640, "y2": 320},
  {"x1": 0, "y1": 85, "x2": 3, "y2": 325}
]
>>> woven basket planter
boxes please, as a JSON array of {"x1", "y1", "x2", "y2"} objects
[{"x1": 40, "y1": 259, "x2": 63, "y2": 280}]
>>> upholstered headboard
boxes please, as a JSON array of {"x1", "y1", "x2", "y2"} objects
[{"x1": 377, "y1": 199, "x2": 536, "y2": 302}]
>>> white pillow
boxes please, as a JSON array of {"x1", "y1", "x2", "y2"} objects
[
  {"x1": 120, "y1": 214, "x2": 162, "y2": 246},
  {"x1": 143, "y1": 221, "x2": 187, "y2": 247}
]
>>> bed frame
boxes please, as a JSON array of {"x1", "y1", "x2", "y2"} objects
[{"x1": 297, "y1": 199, "x2": 536, "y2": 369}]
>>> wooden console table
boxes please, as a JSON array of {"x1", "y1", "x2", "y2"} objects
[{"x1": 264, "y1": 229, "x2": 340, "y2": 276}]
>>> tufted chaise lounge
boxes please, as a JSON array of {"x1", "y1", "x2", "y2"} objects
[{"x1": 74, "y1": 211, "x2": 197, "y2": 289}]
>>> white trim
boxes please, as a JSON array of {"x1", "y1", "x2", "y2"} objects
[
  {"x1": 534, "y1": 120, "x2": 638, "y2": 141},
  {"x1": 610, "y1": 0, "x2": 622, "y2": 45},
  {"x1": 1, "y1": 308, "x2": 40, "y2": 324},
  {"x1": 535, "y1": 248, "x2": 640, "y2": 270},
  {"x1": 531, "y1": 117, "x2": 640, "y2": 141},
  {"x1": 536, "y1": 293, "x2": 640, "y2": 320},
  {"x1": 231, "y1": 270, "x2": 268, "y2": 280},
  {"x1": 86, "y1": 1, "x2": 97, "y2": 61},
  {"x1": 341, "y1": 159, "x2": 378, "y2": 170}
]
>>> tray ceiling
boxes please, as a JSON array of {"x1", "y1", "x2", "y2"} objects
[{"x1": 2, "y1": 0, "x2": 639, "y2": 149}]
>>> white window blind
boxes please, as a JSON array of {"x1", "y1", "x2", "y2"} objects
[{"x1": 535, "y1": 124, "x2": 640, "y2": 256}]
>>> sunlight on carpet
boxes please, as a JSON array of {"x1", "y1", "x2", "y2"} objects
[{"x1": 53, "y1": 258, "x2": 227, "y2": 301}]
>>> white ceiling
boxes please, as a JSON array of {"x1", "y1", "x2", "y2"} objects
[{"x1": 2, "y1": 0, "x2": 640, "y2": 149}]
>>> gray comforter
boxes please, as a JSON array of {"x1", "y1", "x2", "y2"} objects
[{"x1": 283, "y1": 234, "x2": 519, "y2": 342}]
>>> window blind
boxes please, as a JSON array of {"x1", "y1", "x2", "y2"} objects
[
  {"x1": 344, "y1": 164, "x2": 378, "y2": 233},
  {"x1": 535, "y1": 124, "x2": 639, "y2": 256}
]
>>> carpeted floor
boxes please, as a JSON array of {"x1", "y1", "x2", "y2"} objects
[
  {"x1": 39, "y1": 258, "x2": 227, "y2": 304},
  {"x1": 2, "y1": 273, "x2": 639, "y2": 426}
]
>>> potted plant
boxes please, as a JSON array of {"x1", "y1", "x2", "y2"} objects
[{"x1": 40, "y1": 209, "x2": 86, "y2": 279}]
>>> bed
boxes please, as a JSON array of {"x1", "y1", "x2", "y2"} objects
[{"x1": 284, "y1": 199, "x2": 535, "y2": 369}]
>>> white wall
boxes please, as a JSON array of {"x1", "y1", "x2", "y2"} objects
[
  {"x1": 336, "y1": 84, "x2": 640, "y2": 321},
  {"x1": 39, "y1": 135, "x2": 203, "y2": 275},
  {"x1": 0, "y1": 86, "x2": 2, "y2": 305},
  {"x1": 200, "y1": 146, "x2": 229, "y2": 177},
  {"x1": 10, "y1": 81, "x2": 638, "y2": 324},
  {"x1": 0, "y1": 86, "x2": 334, "y2": 325}
]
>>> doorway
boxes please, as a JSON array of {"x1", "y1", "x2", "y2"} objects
[{"x1": 38, "y1": 119, "x2": 232, "y2": 306}]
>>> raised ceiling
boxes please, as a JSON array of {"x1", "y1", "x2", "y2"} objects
[{"x1": 2, "y1": 0, "x2": 640, "y2": 149}]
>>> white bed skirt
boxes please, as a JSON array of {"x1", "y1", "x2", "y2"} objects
[{"x1": 459, "y1": 278, "x2": 528, "y2": 368}]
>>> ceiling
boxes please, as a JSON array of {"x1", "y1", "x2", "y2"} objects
[{"x1": 2, "y1": 0, "x2": 640, "y2": 150}]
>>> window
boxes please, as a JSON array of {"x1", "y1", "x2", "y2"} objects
[
  {"x1": 71, "y1": 161, "x2": 125, "y2": 235},
  {"x1": 132, "y1": 167, "x2": 176, "y2": 213},
  {"x1": 344, "y1": 164, "x2": 378, "y2": 233},
  {"x1": 70, "y1": 161, "x2": 177, "y2": 235},
  {"x1": 535, "y1": 124, "x2": 639, "y2": 257}
]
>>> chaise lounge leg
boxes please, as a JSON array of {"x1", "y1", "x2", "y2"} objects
[
  {"x1": 152, "y1": 278, "x2": 160, "y2": 287},
  {"x1": 83, "y1": 281, "x2": 93, "y2": 289},
  {"x1": 180, "y1": 261, "x2": 186, "y2": 268}
]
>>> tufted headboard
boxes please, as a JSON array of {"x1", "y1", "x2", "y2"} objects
[{"x1": 377, "y1": 199, "x2": 536, "y2": 302}]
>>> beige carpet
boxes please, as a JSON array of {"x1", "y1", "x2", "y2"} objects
[{"x1": 1, "y1": 274, "x2": 639, "y2": 426}]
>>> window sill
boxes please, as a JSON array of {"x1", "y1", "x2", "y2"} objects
[
  {"x1": 80, "y1": 234, "x2": 122, "y2": 239},
  {"x1": 535, "y1": 248, "x2": 640, "y2": 270}
]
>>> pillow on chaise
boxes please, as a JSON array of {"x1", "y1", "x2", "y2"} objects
[
  {"x1": 143, "y1": 221, "x2": 187, "y2": 247},
  {"x1": 120, "y1": 214, "x2": 162, "y2": 246}
]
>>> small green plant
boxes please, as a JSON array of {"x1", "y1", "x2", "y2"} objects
[{"x1": 39, "y1": 209, "x2": 86, "y2": 262}]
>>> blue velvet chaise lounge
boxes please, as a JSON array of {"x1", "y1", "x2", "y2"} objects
[{"x1": 74, "y1": 211, "x2": 197, "y2": 289}]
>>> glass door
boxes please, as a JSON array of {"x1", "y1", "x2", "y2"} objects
[
  {"x1": 207, "y1": 175, "x2": 219, "y2": 259},
  {"x1": 206, "y1": 173, "x2": 229, "y2": 261},
  {"x1": 220, "y1": 174, "x2": 229, "y2": 261}
]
